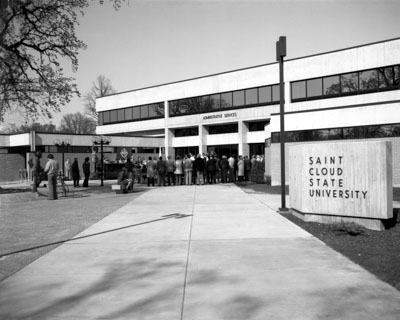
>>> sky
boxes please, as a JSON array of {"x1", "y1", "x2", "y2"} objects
[{"x1": 2, "y1": 0, "x2": 400, "y2": 129}]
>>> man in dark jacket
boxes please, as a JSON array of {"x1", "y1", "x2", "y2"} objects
[
  {"x1": 219, "y1": 155, "x2": 229, "y2": 183},
  {"x1": 244, "y1": 155, "x2": 252, "y2": 181},
  {"x1": 82, "y1": 157, "x2": 91, "y2": 187},
  {"x1": 206, "y1": 155, "x2": 217, "y2": 184},
  {"x1": 156, "y1": 156, "x2": 167, "y2": 186},
  {"x1": 193, "y1": 154, "x2": 205, "y2": 185}
]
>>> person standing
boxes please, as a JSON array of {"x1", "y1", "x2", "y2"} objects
[
  {"x1": 244, "y1": 155, "x2": 251, "y2": 181},
  {"x1": 183, "y1": 155, "x2": 193, "y2": 185},
  {"x1": 174, "y1": 156, "x2": 183, "y2": 185},
  {"x1": 206, "y1": 155, "x2": 217, "y2": 184},
  {"x1": 228, "y1": 155, "x2": 236, "y2": 183},
  {"x1": 71, "y1": 158, "x2": 80, "y2": 187},
  {"x1": 237, "y1": 155, "x2": 245, "y2": 182},
  {"x1": 156, "y1": 156, "x2": 167, "y2": 186},
  {"x1": 146, "y1": 156, "x2": 156, "y2": 187},
  {"x1": 82, "y1": 157, "x2": 90, "y2": 187},
  {"x1": 220, "y1": 155, "x2": 229, "y2": 183},
  {"x1": 65, "y1": 158, "x2": 71, "y2": 180},
  {"x1": 44, "y1": 154, "x2": 59, "y2": 200},
  {"x1": 193, "y1": 154, "x2": 205, "y2": 185},
  {"x1": 166, "y1": 156, "x2": 176, "y2": 186},
  {"x1": 31, "y1": 151, "x2": 42, "y2": 196}
]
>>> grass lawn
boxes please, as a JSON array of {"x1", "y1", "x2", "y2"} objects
[{"x1": 239, "y1": 183, "x2": 400, "y2": 292}]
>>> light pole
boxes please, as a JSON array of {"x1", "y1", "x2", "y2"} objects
[
  {"x1": 54, "y1": 139, "x2": 71, "y2": 176},
  {"x1": 91, "y1": 135, "x2": 112, "y2": 186},
  {"x1": 276, "y1": 36, "x2": 289, "y2": 213}
]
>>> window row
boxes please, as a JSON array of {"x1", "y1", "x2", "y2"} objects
[
  {"x1": 271, "y1": 123, "x2": 400, "y2": 143},
  {"x1": 169, "y1": 84, "x2": 280, "y2": 117},
  {"x1": 99, "y1": 102, "x2": 164, "y2": 125},
  {"x1": 291, "y1": 65, "x2": 400, "y2": 102}
]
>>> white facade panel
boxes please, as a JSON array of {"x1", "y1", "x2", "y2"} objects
[
  {"x1": 246, "y1": 131, "x2": 266, "y2": 143},
  {"x1": 9, "y1": 133, "x2": 30, "y2": 146},
  {"x1": 271, "y1": 103, "x2": 400, "y2": 132},
  {"x1": 96, "y1": 118, "x2": 165, "y2": 135},
  {"x1": 172, "y1": 136, "x2": 200, "y2": 147},
  {"x1": 206, "y1": 133, "x2": 239, "y2": 146}
]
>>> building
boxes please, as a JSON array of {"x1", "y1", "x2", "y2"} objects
[
  {"x1": 95, "y1": 37, "x2": 400, "y2": 186},
  {"x1": 0, "y1": 132, "x2": 163, "y2": 182}
]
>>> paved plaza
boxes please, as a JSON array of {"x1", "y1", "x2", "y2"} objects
[{"x1": 1, "y1": 184, "x2": 400, "y2": 319}]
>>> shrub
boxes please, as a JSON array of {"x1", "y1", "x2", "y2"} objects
[
  {"x1": 331, "y1": 221, "x2": 367, "y2": 236},
  {"x1": 250, "y1": 160, "x2": 265, "y2": 184}
]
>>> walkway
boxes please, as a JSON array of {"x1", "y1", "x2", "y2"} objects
[{"x1": 1, "y1": 184, "x2": 400, "y2": 319}]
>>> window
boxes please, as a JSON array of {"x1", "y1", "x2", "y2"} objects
[
  {"x1": 103, "y1": 111, "x2": 110, "y2": 123},
  {"x1": 125, "y1": 108, "x2": 133, "y2": 121},
  {"x1": 221, "y1": 92, "x2": 232, "y2": 109},
  {"x1": 233, "y1": 90, "x2": 245, "y2": 107},
  {"x1": 359, "y1": 69, "x2": 378, "y2": 91},
  {"x1": 175, "y1": 127, "x2": 199, "y2": 137},
  {"x1": 378, "y1": 66, "x2": 400, "y2": 89},
  {"x1": 99, "y1": 112, "x2": 104, "y2": 125},
  {"x1": 210, "y1": 94, "x2": 220, "y2": 110},
  {"x1": 148, "y1": 104, "x2": 159, "y2": 118},
  {"x1": 208, "y1": 123, "x2": 238, "y2": 134},
  {"x1": 259, "y1": 86, "x2": 272, "y2": 104},
  {"x1": 291, "y1": 81, "x2": 306, "y2": 100},
  {"x1": 140, "y1": 105, "x2": 148, "y2": 118},
  {"x1": 272, "y1": 84, "x2": 280, "y2": 102},
  {"x1": 117, "y1": 109, "x2": 125, "y2": 122},
  {"x1": 248, "y1": 120, "x2": 269, "y2": 132},
  {"x1": 340, "y1": 72, "x2": 358, "y2": 93},
  {"x1": 306, "y1": 78, "x2": 323, "y2": 98},
  {"x1": 110, "y1": 110, "x2": 117, "y2": 123},
  {"x1": 245, "y1": 88, "x2": 258, "y2": 105},
  {"x1": 132, "y1": 106, "x2": 140, "y2": 119},
  {"x1": 323, "y1": 75, "x2": 340, "y2": 96}
]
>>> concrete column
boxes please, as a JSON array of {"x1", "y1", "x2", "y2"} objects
[
  {"x1": 238, "y1": 121, "x2": 249, "y2": 156},
  {"x1": 199, "y1": 124, "x2": 208, "y2": 155},
  {"x1": 164, "y1": 101, "x2": 174, "y2": 158}
]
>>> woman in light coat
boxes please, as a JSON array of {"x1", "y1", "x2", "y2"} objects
[
  {"x1": 237, "y1": 155, "x2": 245, "y2": 182},
  {"x1": 174, "y1": 156, "x2": 183, "y2": 185}
]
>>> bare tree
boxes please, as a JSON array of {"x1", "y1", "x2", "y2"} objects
[
  {"x1": 59, "y1": 112, "x2": 96, "y2": 134},
  {"x1": 84, "y1": 75, "x2": 116, "y2": 122},
  {"x1": 0, "y1": 0, "x2": 124, "y2": 123}
]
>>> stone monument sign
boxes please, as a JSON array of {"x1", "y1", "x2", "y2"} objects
[{"x1": 289, "y1": 141, "x2": 393, "y2": 230}]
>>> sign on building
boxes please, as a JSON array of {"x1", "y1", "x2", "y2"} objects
[{"x1": 289, "y1": 141, "x2": 393, "y2": 230}]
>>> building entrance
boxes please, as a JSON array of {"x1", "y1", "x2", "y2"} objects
[
  {"x1": 207, "y1": 144, "x2": 238, "y2": 157},
  {"x1": 174, "y1": 146, "x2": 199, "y2": 158}
]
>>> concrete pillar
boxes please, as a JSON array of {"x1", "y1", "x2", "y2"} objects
[
  {"x1": 164, "y1": 101, "x2": 174, "y2": 159},
  {"x1": 199, "y1": 124, "x2": 208, "y2": 155},
  {"x1": 238, "y1": 121, "x2": 249, "y2": 156}
]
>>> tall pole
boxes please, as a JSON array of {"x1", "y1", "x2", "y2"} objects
[
  {"x1": 277, "y1": 36, "x2": 289, "y2": 213},
  {"x1": 100, "y1": 141, "x2": 104, "y2": 187},
  {"x1": 61, "y1": 144, "x2": 65, "y2": 177}
]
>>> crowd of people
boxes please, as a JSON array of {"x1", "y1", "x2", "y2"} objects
[{"x1": 121, "y1": 153, "x2": 265, "y2": 188}]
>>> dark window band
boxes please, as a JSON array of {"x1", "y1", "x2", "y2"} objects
[{"x1": 271, "y1": 123, "x2": 400, "y2": 143}]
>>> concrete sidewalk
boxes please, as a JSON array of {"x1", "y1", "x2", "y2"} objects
[{"x1": 1, "y1": 184, "x2": 400, "y2": 319}]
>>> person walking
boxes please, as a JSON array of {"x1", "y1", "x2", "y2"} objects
[
  {"x1": 174, "y1": 156, "x2": 183, "y2": 185},
  {"x1": 44, "y1": 154, "x2": 59, "y2": 200},
  {"x1": 71, "y1": 158, "x2": 80, "y2": 187},
  {"x1": 146, "y1": 156, "x2": 156, "y2": 187},
  {"x1": 193, "y1": 154, "x2": 205, "y2": 185},
  {"x1": 156, "y1": 156, "x2": 167, "y2": 186},
  {"x1": 82, "y1": 157, "x2": 90, "y2": 187},
  {"x1": 166, "y1": 156, "x2": 176, "y2": 186},
  {"x1": 65, "y1": 158, "x2": 71, "y2": 180}
]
